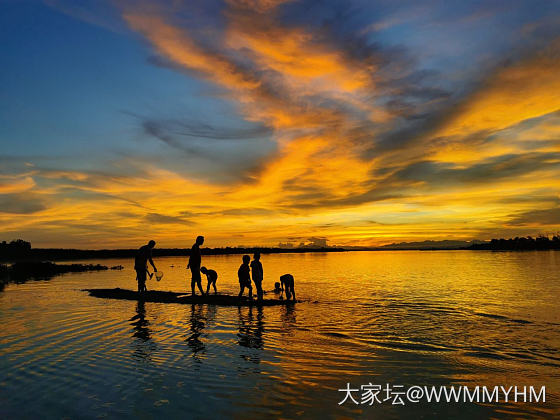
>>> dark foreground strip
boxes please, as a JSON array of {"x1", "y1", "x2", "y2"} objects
[{"x1": 84, "y1": 288, "x2": 298, "y2": 306}]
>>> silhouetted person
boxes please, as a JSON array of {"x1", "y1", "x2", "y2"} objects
[
  {"x1": 201, "y1": 266, "x2": 218, "y2": 294},
  {"x1": 187, "y1": 236, "x2": 205, "y2": 296},
  {"x1": 250, "y1": 252, "x2": 264, "y2": 301},
  {"x1": 238, "y1": 255, "x2": 252, "y2": 299},
  {"x1": 134, "y1": 240, "x2": 157, "y2": 293},
  {"x1": 280, "y1": 273, "x2": 296, "y2": 300},
  {"x1": 274, "y1": 282, "x2": 282, "y2": 293}
]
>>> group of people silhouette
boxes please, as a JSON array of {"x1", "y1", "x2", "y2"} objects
[{"x1": 134, "y1": 237, "x2": 296, "y2": 301}]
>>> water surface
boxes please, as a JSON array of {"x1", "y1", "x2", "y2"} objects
[{"x1": 1, "y1": 251, "x2": 559, "y2": 418}]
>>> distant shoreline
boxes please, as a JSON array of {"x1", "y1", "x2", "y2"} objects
[
  {"x1": 0, "y1": 247, "x2": 346, "y2": 262},
  {"x1": 1, "y1": 244, "x2": 558, "y2": 263}
]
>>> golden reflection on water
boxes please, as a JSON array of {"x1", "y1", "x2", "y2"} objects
[{"x1": 0, "y1": 251, "x2": 559, "y2": 418}]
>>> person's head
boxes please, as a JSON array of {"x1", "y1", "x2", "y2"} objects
[
  {"x1": 200, "y1": 266, "x2": 207, "y2": 274},
  {"x1": 242, "y1": 255, "x2": 250, "y2": 264},
  {"x1": 196, "y1": 235, "x2": 205, "y2": 245},
  {"x1": 148, "y1": 240, "x2": 156, "y2": 248},
  {"x1": 253, "y1": 252, "x2": 260, "y2": 260},
  {"x1": 274, "y1": 281, "x2": 281, "y2": 290}
]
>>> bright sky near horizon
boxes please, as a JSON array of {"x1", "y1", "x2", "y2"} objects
[{"x1": 1, "y1": 0, "x2": 559, "y2": 248}]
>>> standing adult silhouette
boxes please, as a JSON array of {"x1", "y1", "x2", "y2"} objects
[
  {"x1": 187, "y1": 236, "x2": 205, "y2": 296},
  {"x1": 134, "y1": 240, "x2": 157, "y2": 293}
]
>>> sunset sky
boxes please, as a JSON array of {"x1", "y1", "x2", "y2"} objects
[{"x1": 1, "y1": 0, "x2": 559, "y2": 248}]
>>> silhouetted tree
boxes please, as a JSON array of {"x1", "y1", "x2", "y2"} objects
[
  {"x1": 0, "y1": 240, "x2": 32, "y2": 259},
  {"x1": 471, "y1": 234, "x2": 560, "y2": 250}
]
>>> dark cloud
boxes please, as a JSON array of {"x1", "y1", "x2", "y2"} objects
[
  {"x1": 282, "y1": 189, "x2": 403, "y2": 210},
  {"x1": 180, "y1": 208, "x2": 275, "y2": 217},
  {"x1": 217, "y1": 208, "x2": 272, "y2": 216},
  {"x1": 0, "y1": 194, "x2": 46, "y2": 214},
  {"x1": 389, "y1": 152, "x2": 560, "y2": 186},
  {"x1": 298, "y1": 236, "x2": 329, "y2": 248},
  {"x1": 507, "y1": 206, "x2": 560, "y2": 226},
  {"x1": 52, "y1": 187, "x2": 144, "y2": 207},
  {"x1": 141, "y1": 118, "x2": 278, "y2": 183},
  {"x1": 277, "y1": 241, "x2": 295, "y2": 248},
  {"x1": 144, "y1": 212, "x2": 193, "y2": 224},
  {"x1": 144, "y1": 118, "x2": 272, "y2": 141}
]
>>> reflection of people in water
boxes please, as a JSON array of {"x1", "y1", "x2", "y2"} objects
[
  {"x1": 186, "y1": 304, "x2": 206, "y2": 360},
  {"x1": 128, "y1": 300, "x2": 157, "y2": 361},
  {"x1": 187, "y1": 236, "x2": 205, "y2": 296},
  {"x1": 280, "y1": 274, "x2": 296, "y2": 300},
  {"x1": 134, "y1": 240, "x2": 157, "y2": 293},
  {"x1": 130, "y1": 300, "x2": 151, "y2": 341},
  {"x1": 237, "y1": 306, "x2": 264, "y2": 352},
  {"x1": 281, "y1": 304, "x2": 297, "y2": 333},
  {"x1": 238, "y1": 255, "x2": 252, "y2": 299},
  {"x1": 200, "y1": 266, "x2": 218, "y2": 295},
  {"x1": 250, "y1": 252, "x2": 264, "y2": 301}
]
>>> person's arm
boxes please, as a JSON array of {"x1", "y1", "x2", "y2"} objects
[{"x1": 148, "y1": 250, "x2": 156, "y2": 271}]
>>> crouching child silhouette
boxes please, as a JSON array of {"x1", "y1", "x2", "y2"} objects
[
  {"x1": 280, "y1": 274, "x2": 296, "y2": 300},
  {"x1": 238, "y1": 255, "x2": 252, "y2": 299},
  {"x1": 200, "y1": 266, "x2": 218, "y2": 294}
]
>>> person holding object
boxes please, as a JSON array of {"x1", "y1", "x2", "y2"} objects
[
  {"x1": 134, "y1": 240, "x2": 157, "y2": 293},
  {"x1": 187, "y1": 235, "x2": 205, "y2": 296}
]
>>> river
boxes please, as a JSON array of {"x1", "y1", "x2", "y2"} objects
[{"x1": 1, "y1": 251, "x2": 558, "y2": 418}]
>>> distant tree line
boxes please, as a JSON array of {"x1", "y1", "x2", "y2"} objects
[
  {"x1": 0, "y1": 239, "x2": 343, "y2": 262},
  {"x1": 469, "y1": 235, "x2": 560, "y2": 251},
  {"x1": 0, "y1": 240, "x2": 32, "y2": 258},
  {"x1": 0, "y1": 261, "x2": 124, "y2": 291}
]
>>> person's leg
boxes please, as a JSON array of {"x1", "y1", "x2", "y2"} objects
[
  {"x1": 137, "y1": 269, "x2": 146, "y2": 293},
  {"x1": 212, "y1": 281, "x2": 217, "y2": 294},
  {"x1": 206, "y1": 281, "x2": 211, "y2": 295},
  {"x1": 191, "y1": 270, "x2": 203, "y2": 295},
  {"x1": 197, "y1": 279, "x2": 205, "y2": 295},
  {"x1": 255, "y1": 280, "x2": 263, "y2": 300},
  {"x1": 238, "y1": 283, "x2": 245, "y2": 297},
  {"x1": 290, "y1": 285, "x2": 296, "y2": 300},
  {"x1": 248, "y1": 282, "x2": 253, "y2": 299}
]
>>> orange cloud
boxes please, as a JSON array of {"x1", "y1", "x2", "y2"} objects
[
  {"x1": 438, "y1": 40, "x2": 560, "y2": 139},
  {"x1": 0, "y1": 175, "x2": 35, "y2": 194},
  {"x1": 226, "y1": 21, "x2": 373, "y2": 93}
]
